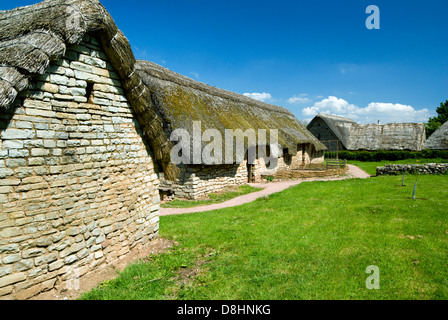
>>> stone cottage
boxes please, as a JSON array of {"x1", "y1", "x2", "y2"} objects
[
  {"x1": 136, "y1": 61, "x2": 326, "y2": 200},
  {"x1": 423, "y1": 121, "x2": 448, "y2": 150},
  {"x1": 0, "y1": 0, "x2": 178, "y2": 299},
  {"x1": 307, "y1": 113, "x2": 426, "y2": 151}
]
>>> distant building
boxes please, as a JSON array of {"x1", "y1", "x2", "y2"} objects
[
  {"x1": 307, "y1": 113, "x2": 426, "y2": 151},
  {"x1": 423, "y1": 121, "x2": 448, "y2": 150}
]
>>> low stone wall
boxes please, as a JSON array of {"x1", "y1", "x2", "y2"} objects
[
  {"x1": 376, "y1": 163, "x2": 448, "y2": 175},
  {"x1": 160, "y1": 162, "x2": 248, "y2": 200}
]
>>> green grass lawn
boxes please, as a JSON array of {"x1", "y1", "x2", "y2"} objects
[
  {"x1": 82, "y1": 174, "x2": 448, "y2": 300},
  {"x1": 161, "y1": 185, "x2": 263, "y2": 208},
  {"x1": 347, "y1": 158, "x2": 448, "y2": 176}
]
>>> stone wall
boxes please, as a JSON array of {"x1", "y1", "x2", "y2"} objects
[
  {"x1": 0, "y1": 35, "x2": 159, "y2": 299},
  {"x1": 376, "y1": 163, "x2": 448, "y2": 175},
  {"x1": 266, "y1": 146, "x2": 325, "y2": 174}
]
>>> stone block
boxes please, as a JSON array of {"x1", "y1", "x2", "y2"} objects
[
  {"x1": 8, "y1": 149, "x2": 29, "y2": 158},
  {"x1": 31, "y1": 148, "x2": 50, "y2": 157},
  {"x1": 0, "y1": 272, "x2": 26, "y2": 288},
  {"x1": 78, "y1": 54, "x2": 107, "y2": 69},
  {"x1": 70, "y1": 61, "x2": 92, "y2": 73},
  {"x1": 50, "y1": 74, "x2": 70, "y2": 86},
  {"x1": 74, "y1": 70, "x2": 99, "y2": 82},
  {"x1": 15, "y1": 121, "x2": 33, "y2": 129},
  {"x1": 3, "y1": 141, "x2": 22, "y2": 151},
  {"x1": 2, "y1": 129, "x2": 35, "y2": 140},
  {"x1": 40, "y1": 82, "x2": 59, "y2": 94},
  {"x1": 22, "y1": 248, "x2": 46, "y2": 259}
]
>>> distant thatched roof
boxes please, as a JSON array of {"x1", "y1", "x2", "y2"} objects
[
  {"x1": 308, "y1": 113, "x2": 357, "y2": 148},
  {"x1": 135, "y1": 60, "x2": 326, "y2": 162},
  {"x1": 423, "y1": 121, "x2": 448, "y2": 150},
  {"x1": 0, "y1": 0, "x2": 178, "y2": 179},
  {"x1": 308, "y1": 113, "x2": 426, "y2": 151}
]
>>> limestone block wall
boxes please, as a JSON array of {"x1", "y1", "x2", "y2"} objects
[
  {"x1": 0, "y1": 35, "x2": 159, "y2": 299},
  {"x1": 258, "y1": 146, "x2": 325, "y2": 175},
  {"x1": 160, "y1": 145, "x2": 326, "y2": 200},
  {"x1": 160, "y1": 162, "x2": 248, "y2": 199}
]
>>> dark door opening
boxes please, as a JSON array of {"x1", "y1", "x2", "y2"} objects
[{"x1": 247, "y1": 163, "x2": 255, "y2": 183}]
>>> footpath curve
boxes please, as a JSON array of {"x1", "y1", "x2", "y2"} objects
[{"x1": 159, "y1": 164, "x2": 370, "y2": 216}]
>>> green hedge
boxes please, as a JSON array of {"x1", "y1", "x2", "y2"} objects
[{"x1": 326, "y1": 150, "x2": 448, "y2": 162}]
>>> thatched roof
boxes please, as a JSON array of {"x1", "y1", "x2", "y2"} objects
[
  {"x1": 423, "y1": 121, "x2": 448, "y2": 150},
  {"x1": 0, "y1": 0, "x2": 178, "y2": 179},
  {"x1": 308, "y1": 113, "x2": 426, "y2": 151},
  {"x1": 135, "y1": 60, "x2": 326, "y2": 162},
  {"x1": 346, "y1": 122, "x2": 426, "y2": 151}
]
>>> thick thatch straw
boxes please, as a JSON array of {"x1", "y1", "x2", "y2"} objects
[
  {"x1": 135, "y1": 60, "x2": 326, "y2": 161},
  {"x1": 0, "y1": 0, "x2": 179, "y2": 179}
]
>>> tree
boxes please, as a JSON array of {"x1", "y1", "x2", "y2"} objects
[{"x1": 426, "y1": 100, "x2": 448, "y2": 137}]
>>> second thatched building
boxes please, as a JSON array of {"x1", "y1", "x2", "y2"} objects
[
  {"x1": 136, "y1": 61, "x2": 326, "y2": 199},
  {"x1": 307, "y1": 113, "x2": 426, "y2": 151}
]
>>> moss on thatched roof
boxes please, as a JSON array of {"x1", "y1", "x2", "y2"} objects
[
  {"x1": 135, "y1": 60, "x2": 326, "y2": 159},
  {"x1": 0, "y1": 0, "x2": 178, "y2": 179}
]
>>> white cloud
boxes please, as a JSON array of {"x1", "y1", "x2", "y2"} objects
[
  {"x1": 243, "y1": 92, "x2": 272, "y2": 102},
  {"x1": 288, "y1": 94, "x2": 311, "y2": 104},
  {"x1": 302, "y1": 96, "x2": 431, "y2": 124}
]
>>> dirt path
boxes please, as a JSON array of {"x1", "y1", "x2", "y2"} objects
[{"x1": 159, "y1": 164, "x2": 370, "y2": 216}]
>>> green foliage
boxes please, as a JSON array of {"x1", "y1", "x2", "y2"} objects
[
  {"x1": 264, "y1": 176, "x2": 274, "y2": 182},
  {"x1": 426, "y1": 100, "x2": 448, "y2": 137},
  {"x1": 333, "y1": 150, "x2": 448, "y2": 162}
]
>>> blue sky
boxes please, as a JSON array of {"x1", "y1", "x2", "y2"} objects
[{"x1": 2, "y1": 0, "x2": 447, "y2": 124}]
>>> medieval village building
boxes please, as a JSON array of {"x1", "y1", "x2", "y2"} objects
[
  {"x1": 0, "y1": 0, "x2": 326, "y2": 298},
  {"x1": 307, "y1": 113, "x2": 426, "y2": 151},
  {"x1": 136, "y1": 60, "x2": 326, "y2": 200},
  {"x1": 0, "y1": 0, "x2": 180, "y2": 299},
  {"x1": 423, "y1": 121, "x2": 448, "y2": 150}
]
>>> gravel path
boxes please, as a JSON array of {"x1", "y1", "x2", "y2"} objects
[{"x1": 159, "y1": 164, "x2": 370, "y2": 216}]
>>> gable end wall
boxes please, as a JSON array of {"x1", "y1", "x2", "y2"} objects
[{"x1": 0, "y1": 35, "x2": 159, "y2": 299}]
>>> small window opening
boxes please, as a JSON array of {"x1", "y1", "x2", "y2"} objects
[
  {"x1": 283, "y1": 148, "x2": 292, "y2": 165},
  {"x1": 85, "y1": 82, "x2": 94, "y2": 103}
]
